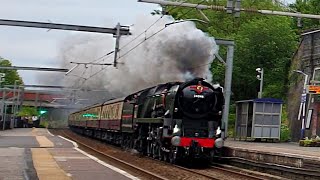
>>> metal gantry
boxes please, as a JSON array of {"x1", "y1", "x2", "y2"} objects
[
  {"x1": 0, "y1": 19, "x2": 131, "y2": 35},
  {"x1": 138, "y1": 0, "x2": 320, "y2": 20},
  {"x1": 0, "y1": 66, "x2": 69, "y2": 72},
  {"x1": 0, "y1": 83, "x2": 110, "y2": 130},
  {"x1": 0, "y1": 19, "x2": 131, "y2": 68}
]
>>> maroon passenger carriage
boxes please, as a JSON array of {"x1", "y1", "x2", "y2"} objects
[{"x1": 69, "y1": 78, "x2": 225, "y2": 164}]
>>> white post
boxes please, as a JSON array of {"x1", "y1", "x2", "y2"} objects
[
  {"x1": 259, "y1": 68, "x2": 264, "y2": 98},
  {"x1": 256, "y1": 68, "x2": 264, "y2": 98},
  {"x1": 221, "y1": 44, "x2": 234, "y2": 139},
  {"x1": 293, "y1": 70, "x2": 309, "y2": 139},
  {"x1": 300, "y1": 74, "x2": 308, "y2": 139},
  {"x1": 1, "y1": 88, "x2": 5, "y2": 130}
]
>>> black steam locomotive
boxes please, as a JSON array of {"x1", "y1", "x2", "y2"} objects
[{"x1": 68, "y1": 78, "x2": 225, "y2": 163}]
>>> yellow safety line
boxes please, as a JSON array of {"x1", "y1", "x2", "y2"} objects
[
  {"x1": 36, "y1": 136, "x2": 54, "y2": 148},
  {"x1": 31, "y1": 148, "x2": 71, "y2": 180}
]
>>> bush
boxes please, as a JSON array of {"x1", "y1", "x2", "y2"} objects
[
  {"x1": 280, "y1": 124, "x2": 290, "y2": 142},
  {"x1": 39, "y1": 120, "x2": 49, "y2": 128},
  {"x1": 228, "y1": 113, "x2": 236, "y2": 138},
  {"x1": 299, "y1": 136, "x2": 320, "y2": 147}
]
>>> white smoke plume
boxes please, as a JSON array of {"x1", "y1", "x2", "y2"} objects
[{"x1": 38, "y1": 15, "x2": 218, "y2": 103}]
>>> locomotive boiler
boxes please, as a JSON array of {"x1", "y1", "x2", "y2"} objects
[{"x1": 68, "y1": 78, "x2": 225, "y2": 164}]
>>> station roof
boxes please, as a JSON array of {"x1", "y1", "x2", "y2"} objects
[{"x1": 236, "y1": 98, "x2": 283, "y2": 104}]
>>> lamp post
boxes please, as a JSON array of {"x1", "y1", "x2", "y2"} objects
[
  {"x1": 293, "y1": 70, "x2": 309, "y2": 140},
  {"x1": 256, "y1": 68, "x2": 264, "y2": 98},
  {"x1": 12, "y1": 80, "x2": 19, "y2": 128}
]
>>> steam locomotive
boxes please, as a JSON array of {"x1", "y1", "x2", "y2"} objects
[{"x1": 68, "y1": 78, "x2": 225, "y2": 164}]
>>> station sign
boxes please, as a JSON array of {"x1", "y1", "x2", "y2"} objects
[{"x1": 307, "y1": 85, "x2": 320, "y2": 94}]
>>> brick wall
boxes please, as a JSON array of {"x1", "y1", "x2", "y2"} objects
[{"x1": 288, "y1": 31, "x2": 320, "y2": 141}]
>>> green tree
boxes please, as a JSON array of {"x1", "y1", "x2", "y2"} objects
[
  {"x1": 0, "y1": 57, "x2": 23, "y2": 86},
  {"x1": 290, "y1": 0, "x2": 320, "y2": 30},
  {"x1": 233, "y1": 17, "x2": 297, "y2": 100},
  {"x1": 17, "y1": 106, "x2": 38, "y2": 116},
  {"x1": 167, "y1": 0, "x2": 298, "y2": 100}
]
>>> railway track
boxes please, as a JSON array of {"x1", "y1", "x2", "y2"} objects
[
  {"x1": 172, "y1": 164, "x2": 267, "y2": 180},
  {"x1": 146, "y1": 154, "x2": 269, "y2": 179},
  {"x1": 55, "y1": 129, "x2": 280, "y2": 180}
]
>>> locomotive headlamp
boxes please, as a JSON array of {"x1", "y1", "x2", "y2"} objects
[
  {"x1": 215, "y1": 138, "x2": 224, "y2": 148},
  {"x1": 216, "y1": 126, "x2": 221, "y2": 136},
  {"x1": 173, "y1": 124, "x2": 181, "y2": 136},
  {"x1": 171, "y1": 136, "x2": 181, "y2": 146}
]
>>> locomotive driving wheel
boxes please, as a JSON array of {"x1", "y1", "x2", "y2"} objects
[
  {"x1": 169, "y1": 147, "x2": 177, "y2": 164},
  {"x1": 152, "y1": 143, "x2": 157, "y2": 159},
  {"x1": 147, "y1": 141, "x2": 152, "y2": 157},
  {"x1": 162, "y1": 151, "x2": 169, "y2": 162},
  {"x1": 158, "y1": 148, "x2": 164, "y2": 161}
]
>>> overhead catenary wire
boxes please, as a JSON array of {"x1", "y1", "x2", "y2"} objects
[
  {"x1": 175, "y1": 0, "x2": 206, "y2": 20},
  {"x1": 66, "y1": 7, "x2": 169, "y2": 83},
  {"x1": 65, "y1": 50, "x2": 114, "y2": 77},
  {"x1": 66, "y1": 50, "x2": 114, "y2": 89},
  {"x1": 119, "y1": 0, "x2": 188, "y2": 50},
  {"x1": 76, "y1": 55, "x2": 114, "y2": 87},
  {"x1": 90, "y1": 50, "x2": 115, "y2": 64},
  {"x1": 71, "y1": 66, "x2": 88, "y2": 88},
  {"x1": 116, "y1": 1, "x2": 205, "y2": 64}
]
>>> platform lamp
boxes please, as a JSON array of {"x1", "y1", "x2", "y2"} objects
[
  {"x1": 293, "y1": 70, "x2": 309, "y2": 140},
  {"x1": 256, "y1": 68, "x2": 264, "y2": 98}
]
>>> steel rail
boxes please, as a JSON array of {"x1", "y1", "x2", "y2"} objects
[
  {"x1": 59, "y1": 130, "x2": 169, "y2": 180},
  {"x1": 144, "y1": 150, "x2": 264, "y2": 179},
  {"x1": 171, "y1": 164, "x2": 220, "y2": 180},
  {"x1": 210, "y1": 165, "x2": 267, "y2": 180},
  {"x1": 60, "y1": 129, "x2": 265, "y2": 180},
  {"x1": 144, "y1": 151, "x2": 269, "y2": 180},
  {"x1": 170, "y1": 163, "x2": 266, "y2": 180}
]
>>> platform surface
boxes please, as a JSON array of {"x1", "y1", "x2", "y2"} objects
[
  {"x1": 225, "y1": 139, "x2": 320, "y2": 171},
  {"x1": 225, "y1": 139, "x2": 320, "y2": 158},
  {"x1": 0, "y1": 128, "x2": 136, "y2": 180}
]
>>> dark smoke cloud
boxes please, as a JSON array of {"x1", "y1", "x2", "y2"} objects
[{"x1": 38, "y1": 15, "x2": 218, "y2": 105}]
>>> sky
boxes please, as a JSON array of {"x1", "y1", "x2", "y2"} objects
[
  {"x1": 0, "y1": 0, "x2": 158, "y2": 85},
  {"x1": 0, "y1": 0, "x2": 295, "y2": 85}
]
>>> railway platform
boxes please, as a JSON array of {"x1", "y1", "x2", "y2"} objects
[
  {"x1": 224, "y1": 139, "x2": 320, "y2": 179},
  {"x1": 0, "y1": 128, "x2": 138, "y2": 180}
]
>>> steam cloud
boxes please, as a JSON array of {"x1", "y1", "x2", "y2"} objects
[{"x1": 38, "y1": 15, "x2": 218, "y2": 105}]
